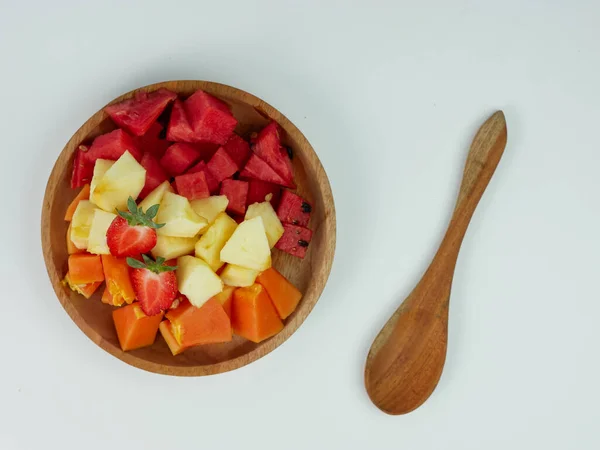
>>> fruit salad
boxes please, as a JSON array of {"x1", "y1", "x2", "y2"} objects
[{"x1": 63, "y1": 88, "x2": 314, "y2": 354}]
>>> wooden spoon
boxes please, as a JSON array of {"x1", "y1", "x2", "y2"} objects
[{"x1": 364, "y1": 111, "x2": 507, "y2": 415}]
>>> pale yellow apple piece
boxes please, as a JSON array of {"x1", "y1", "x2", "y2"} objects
[
  {"x1": 151, "y1": 235, "x2": 197, "y2": 260},
  {"x1": 138, "y1": 180, "x2": 174, "y2": 214},
  {"x1": 190, "y1": 195, "x2": 229, "y2": 224},
  {"x1": 156, "y1": 192, "x2": 208, "y2": 238},
  {"x1": 220, "y1": 216, "x2": 272, "y2": 271},
  {"x1": 70, "y1": 200, "x2": 98, "y2": 249},
  {"x1": 89, "y1": 159, "x2": 114, "y2": 205},
  {"x1": 245, "y1": 201, "x2": 284, "y2": 248},
  {"x1": 220, "y1": 264, "x2": 258, "y2": 287},
  {"x1": 176, "y1": 255, "x2": 223, "y2": 308},
  {"x1": 87, "y1": 209, "x2": 117, "y2": 255},
  {"x1": 194, "y1": 212, "x2": 237, "y2": 272}
]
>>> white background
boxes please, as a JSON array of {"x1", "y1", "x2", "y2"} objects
[{"x1": 1, "y1": 0, "x2": 599, "y2": 448}]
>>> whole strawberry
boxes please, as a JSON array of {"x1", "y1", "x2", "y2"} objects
[
  {"x1": 107, "y1": 197, "x2": 164, "y2": 257},
  {"x1": 127, "y1": 255, "x2": 178, "y2": 316}
]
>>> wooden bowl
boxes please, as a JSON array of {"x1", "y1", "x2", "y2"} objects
[{"x1": 41, "y1": 81, "x2": 336, "y2": 376}]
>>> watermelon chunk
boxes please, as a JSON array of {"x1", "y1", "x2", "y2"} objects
[
  {"x1": 86, "y1": 129, "x2": 142, "y2": 164},
  {"x1": 184, "y1": 90, "x2": 237, "y2": 145},
  {"x1": 167, "y1": 99, "x2": 194, "y2": 143},
  {"x1": 275, "y1": 224, "x2": 312, "y2": 259},
  {"x1": 240, "y1": 154, "x2": 293, "y2": 188},
  {"x1": 160, "y1": 143, "x2": 201, "y2": 176},
  {"x1": 277, "y1": 190, "x2": 312, "y2": 227},
  {"x1": 105, "y1": 88, "x2": 177, "y2": 136},
  {"x1": 246, "y1": 180, "x2": 281, "y2": 208},
  {"x1": 223, "y1": 134, "x2": 251, "y2": 168},
  {"x1": 134, "y1": 122, "x2": 170, "y2": 158},
  {"x1": 139, "y1": 153, "x2": 168, "y2": 199},
  {"x1": 187, "y1": 160, "x2": 220, "y2": 193},
  {"x1": 174, "y1": 171, "x2": 210, "y2": 201},
  {"x1": 207, "y1": 147, "x2": 238, "y2": 183},
  {"x1": 71, "y1": 145, "x2": 94, "y2": 189},
  {"x1": 220, "y1": 179, "x2": 248, "y2": 216},
  {"x1": 252, "y1": 121, "x2": 295, "y2": 188}
]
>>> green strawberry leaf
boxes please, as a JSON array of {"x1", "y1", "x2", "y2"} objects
[
  {"x1": 145, "y1": 204, "x2": 160, "y2": 219},
  {"x1": 126, "y1": 257, "x2": 146, "y2": 269}
]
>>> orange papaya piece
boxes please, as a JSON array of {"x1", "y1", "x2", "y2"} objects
[
  {"x1": 159, "y1": 320, "x2": 188, "y2": 356},
  {"x1": 64, "y1": 184, "x2": 90, "y2": 221},
  {"x1": 211, "y1": 285, "x2": 235, "y2": 319},
  {"x1": 63, "y1": 273, "x2": 102, "y2": 299},
  {"x1": 113, "y1": 303, "x2": 163, "y2": 351},
  {"x1": 100, "y1": 286, "x2": 125, "y2": 306},
  {"x1": 101, "y1": 254, "x2": 136, "y2": 305},
  {"x1": 66, "y1": 223, "x2": 85, "y2": 255},
  {"x1": 68, "y1": 253, "x2": 104, "y2": 285},
  {"x1": 231, "y1": 284, "x2": 283, "y2": 343},
  {"x1": 165, "y1": 298, "x2": 232, "y2": 347},
  {"x1": 256, "y1": 268, "x2": 302, "y2": 320}
]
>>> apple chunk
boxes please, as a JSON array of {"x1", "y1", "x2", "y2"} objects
[
  {"x1": 156, "y1": 192, "x2": 208, "y2": 238},
  {"x1": 220, "y1": 216, "x2": 271, "y2": 271},
  {"x1": 245, "y1": 201, "x2": 284, "y2": 248},
  {"x1": 190, "y1": 195, "x2": 229, "y2": 224},
  {"x1": 194, "y1": 212, "x2": 237, "y2": 272},
  {"x1": 176, "y1": 256, "x2": 223, "y2": 308},
  {"x1": 87, "y1": 209, "x2": 117, "y2": 254}
]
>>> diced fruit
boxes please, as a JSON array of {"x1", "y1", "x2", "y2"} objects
[
  {"x1": 86, "y1": 129, "x2": 142, "y2": 164},
  {"x1": 101, "y1": 286, "x2": 123, "y2": 306},
  {"x1": 252, "y1": 121, "x2": 295, "y2": 188},
  {"x1": 245, "y1": 201, "x2": 284, "y2": 248},
  {"x1": 220, "y1": 179, "x2": 248, "y2": 216},
  {"x1": 101, "y1": 254, "x2": 136, "y2": 305},
  {"x1": 176, "y1": 255, "x2": 223, "y2": 308},
  {"x1": 220, "y1": 216, "x2": 271, "y2": 271},
  {"x1": 156, "y1": 192, "x2": 207, "y2": 237},
  {"x1": 127, "y1": 255, "x2": 178, "y2": 315},
  {"x1": 90, "y1": 159, "x2": 114, "y2": 201},
  {"x1": 159, "y1": 320, "x2": 187, "y2": 355},
  {"x1": 65, "y1": 184, "x2": 90, "y2": 221},
  {"x1": 174, "y1": 171, "x2": 210, "y2": 201},
  {"x1": 190, "y1": 195, "x2": 229, "y2": 224},
  {"x1": 137, "y1": 180, "x2": 173, "y2": 213},
  {"x1": 63, "y1": 273, "x2": 102, "y2": 299},
  {"x1": 246, "y1": 180, "x2": 281, "y2": 208},
  {"x1": 221, "y1": 264, "x2": 258, "y2": 287},
  {"x1": 87, "y1": 209, "x2": 117, "y2": 254},
  {"x1": 167, "y1": 99, "x2": 194, "y2": 143},
  {"x1": 105, "y1": 88, "x2": 177, "y2": 136},
  {"x1": 212, "y1": 285, "x2": 235, "y2": 318},
  {"x1": 194, "y1": 212, "x2": 237, "y2": 271},
  {"x1": 184, "y1": 90, "x2": 237, "y2": 145},
  {"x1": 223, "y1": 134, "x2": 251, "y2": 168},
  {"x1": 276, "y1": 190, "x2": 312, "y2": 227},
  {"x1": 275, "y1": 223, "x2": 312, "y2": 259},
  {"x1": 231, "y1": 284, "x2": 283, "y2": 343},
  {"x1": 160, "y1": 143, "x2": 201, "y2": 176},
  {"x1": 71, "y1": 145, "x2": 93, "y2": 189},
  {"x1": 139, "y1": 153, "x2": 168, "y2": 199},
  {"x1": 90, "y1": 151, "x2": 146, "y2": 213},
  {"x1": 240, "y1": 154, "x2": 293, "y2": 188},
  {"x1": 256, "y1": 268, "x2": 302, "y2": 319},
  {"x1": 187, "y1": 160, "x2": 220, "y2": 193},
  {"x1": 207, "y1": 147, "x2": 238, "y2": 183},
  {"x1": 151, "y1": 235, "x2": 197, "y2": 260},
  {"x1": 113, "y1": 303, "x2": 164, "y2": 351},
  {"x1": 66, "y1": 223, "x2": 84, "y2": 255},
  {"x1": 165, "y1": 298, "x2": 232, "y2": 347},
  {"x1": 70, "y1": 200, "x2": 98, "y2": 249},
  {"x1": 133, "y1": 122, "x2": 170, "y2": 158},
  {"x1": 68, "y1": 253, "x2": 104, "y2": 285}
]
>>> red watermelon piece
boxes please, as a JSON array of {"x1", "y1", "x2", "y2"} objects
[
  {"x1": 220, "y1": 179, "x2": 248, "y2": 216},
  {"x1": 174, "y1": 171, "x2": 210, "y2": 201},
  {"x1": 167, "y1": 99, "x2": 194, "y2": 143},
  {"x1": 252, "y1": 121, "x2": 295, "y2": 188},
  {"x1": 223, "y1": 134, "x2": 251, "y2": 168},
  {"x1": 207, "y1": 147, "x2": 238, "y2": 183},
  {"x1": 277, "y1": 190, "x2": 312, "y2": 227},
  {"x1": 275, "y1": 224, "x2": 312, "y2": 259},
  {"x1": 184, "y1": 90, "x2": 237, "y2": 145},
  {"x1": 105, "y1": 88, "x2": 177, "y2": 136},
  {"x1": 160, "y1": 143, "x2": 201, "y2": 176},
  {"x1": 71, "y1": 145, "x2": 94, "y2": 189},
  {"x1": 133, "y1": 122, "x2": 170, "y2": 158},
  {"x1": 246, "y1": 180, "x2": 281, "y2": 208},
  {"x1": 240, "y1": 154, "x2": 293, "y2": 188},
  {"x1": 139, "y1": 153, "x2": 168, "y2": 199},
  {"x1": 86, "y1": 129, "x2": 142, "y2": 164},
  {"x1": 187, "y1": 160, "x2": 220, "y2": 194}
]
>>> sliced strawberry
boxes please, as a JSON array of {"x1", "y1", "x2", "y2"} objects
[
  {"x1": 71, "y1": 145, "x2": 94, "y2": 189},
  {"x1": 107, "y1": 197, "x2": 165, "y2": 257},
  {"x1": 240, "y1": 154, "x2": 294, "y2": 188},
  {"x1": 127, "y1": 255, "x2": 178, "y2": 316}
]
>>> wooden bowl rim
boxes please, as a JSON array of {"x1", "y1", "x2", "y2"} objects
[{"x1": 41, "y1": 80, "x2": 336, "y2": 376}]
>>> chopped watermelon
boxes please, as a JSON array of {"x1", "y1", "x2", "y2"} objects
[
  {"x1": 275, "y1": 223, "x2": 312, "y2": 259},
  {"x1": 252, "y1": 121, "x2": 295, "y2": 188},
  {"x1": 195, "y1": 142, "x2": 220, "y2": 161},
  {"x1": 133, "y1": 122, "x2": 170, "y2": 158},
  {"x1": 246, "y1": 180, "x2": 281, "y2": 208},
  {"x1": 71, "y1": 145, "x2": 94, "y2": 189},
  {"x1": 207, "y1": 147, "x2": 238, "y2": 183},
  {"x1": 277, "y1": 190, "x2": 312, "y2": 227},
  {"x1": 220, "y1": 179, "x2": 248, "y2": 216},
  {"x1": 223, "y1": 134, "x2": 251, "y2": 168},
  {"x1": 239, "y1": 154, "x2": 293, "y2": 188},
  {"x1": 174, "y1": 171, "x2": 210, "y2": 201},
  {"x1": 167, "y1": 99, "x2": 194, "y2": 143},
  {"x1": 86, "y1": 129, "x2": 142, "y2": 164},
  {"x1": 105, "y1": 88, "x2": 177, "y2": 136},
  {"x1": 160, "y1": 143, "x2": 201, "y2": 176},
  {"x1": 139, "y1": 153, "x2": 168, "y2": 199},
  {"x1": 184, "y1": 90, "x2": 237, "y2": 145},
  {"x1": 187, "y1": 160, "x2": 220, "y2": 193}
]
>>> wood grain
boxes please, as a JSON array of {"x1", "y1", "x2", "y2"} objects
[
  {"x1": 41, "y1": 81, "x2": 336, "y2": 376},
  {"x1": 364, "y1": 111, "x2": 507, "y2": 414}
]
